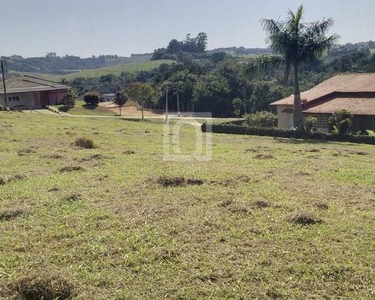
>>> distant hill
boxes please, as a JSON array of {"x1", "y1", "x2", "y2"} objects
[
  {"x1": 1, "y1": 53, "x2": 153, "y2": 75},
  {"x1": 207, "y1": 46, "x2": 272, "y2": 56},
  {"x1": 9, "y1": 60, "x2": 174, "y2": 81}
]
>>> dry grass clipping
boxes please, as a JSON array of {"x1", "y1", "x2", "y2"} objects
[
  {"x1": 74, "y1": 137, "x2": 96, "y2": 149},
  {"x1": 11, "y1": 269, "x2": 77, "y2": 300}
]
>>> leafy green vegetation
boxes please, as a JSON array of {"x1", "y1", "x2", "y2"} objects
[
  {"x1": 260, "y1": 4, "x2": 339, "y2": 127},
  {"x1": 61, "y1": 46, "x2": 375, "y2": 118},
  {"x1": 1, "y1": 112, "x2": 375, "y2": 299}
]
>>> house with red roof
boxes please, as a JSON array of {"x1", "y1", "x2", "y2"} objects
[
  {"x1": 271, "y1": 73, "x2": 375, "y2": 132},
  {"x1": 0, "y1": 74, "x2": 70, "y2": 109}
]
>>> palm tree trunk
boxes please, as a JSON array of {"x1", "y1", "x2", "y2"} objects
[{"x1": 293, "y1": 63, "x2": 303, "y2": 128}]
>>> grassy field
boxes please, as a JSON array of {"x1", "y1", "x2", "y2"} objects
[
  {"x1": 10, "y1": 60, "x2": 174, "y2": 82},
  {"x1": 1, "y1": 112, "x2": 375, "y2": 299}
]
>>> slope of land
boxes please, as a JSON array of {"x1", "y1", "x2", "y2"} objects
[
  {"x1": 9, "y1": 60, "x2": 174, "y2": 81},
  {"x1": 1, "y1": 112, "x2": 375, "y2": 299}
]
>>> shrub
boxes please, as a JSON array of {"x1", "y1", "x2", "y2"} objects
[
  {"x1": 245, "y1": 111, "x2": 277, "y2": 128},
  {"x1": 0, "y1": 105, "x2": 4, "y2": 111},
  {"x1": 74, "y1": 137, "x2": 96, "y2": 149},
  {"x1": 201, "y1": 123, "x2": 375, "y2": 145},
  {"x1": 60, "y1": 90, "x2": 77, "y2": 108},
  {"x1": 328, "y1": 109, "x2": 353, "y2": 134},
  {"x1": 83, "y1": 92, "x2": 100, "y2": 105},
  {"x1": 232, "y1": 98, "x2": 242, "y2": 118},
  {"x1": 301, "y1": 116, "x2": 318, "y2": 136}
]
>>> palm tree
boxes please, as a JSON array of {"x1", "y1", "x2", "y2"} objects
[{"x1": 261, "y1": 5, "x2": 339, "y2": 127}]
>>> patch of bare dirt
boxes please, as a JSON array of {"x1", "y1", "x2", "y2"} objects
[
  {"x1": 60, "y1": 166, "x2": 85, "y2": 173},
  {"x1": 10, "y1": 268, "x2": 77, "y2": 300},
  {"x1": 65, "y1": 193, "x2": 82, "y2": 202},
  {"x1": 123, "y1": 150, "x2": 136, "y2": 155},
  {"x1": 18, "y1": 148, "x2": 35, "y2": 156},
  {"x1": 254, "y1": 154, "x2": 276, "y2": 160},
  {"x1": 79, "y1": 154, "x2": 103, "y2": 162},
  {"x1": 287, "y1": 211, "x2": 323, "y2": 225},
  {"x1": 0, "y1": 207, "x2": 26, "y2": 221},
  {"x1": 252, "y1": 199, "x2": 272, "y2": 209},
  {"x1": 155, "y1": 176, "x2": 205, "y2": 187}
]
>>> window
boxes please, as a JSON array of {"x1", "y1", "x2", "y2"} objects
[
  {"x1": 305, "y1": 113, "x2": 329, "y2": 131},
  {"x1": 8, "y1": 96, "x2": 20, "y2": 102}
]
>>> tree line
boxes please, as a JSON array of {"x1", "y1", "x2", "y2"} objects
[{"x1": 64, "y1": 44, "x2": 375, "y2": 118}]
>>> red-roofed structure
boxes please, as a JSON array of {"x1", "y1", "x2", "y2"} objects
[{"x1": 271, "y1": 74, "x2": 375, "y2": 132}]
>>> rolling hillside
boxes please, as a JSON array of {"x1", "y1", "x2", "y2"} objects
[{"x1": 10, "y1": 60, "x2": 174, "y2": 82}]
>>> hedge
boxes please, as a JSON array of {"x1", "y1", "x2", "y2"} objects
[{"x1": 201, "y1": 123, "x2": 375, "y2": 145}]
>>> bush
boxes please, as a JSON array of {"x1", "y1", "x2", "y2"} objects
[
  {"x1": 60, "y1": 90, "x2": 77, "y2": 108},
  {"x1": 0, "y1": 105, "x2": 4, "y2": 111},
  {"x1": 232, "y1": 98, "x2": 242, "y2": 118},
  {"x1": 245, "y1": 111, "x2": 277, "y2": 128},
  {"x1": 328, "y1": 109, "x2": 353, "y2": 134},
  {"x1": 83, "y1": 92, "x2": 100, "y2": 105},
  {"x1": 301, "y1": 116, "x2": 318, "y2": 136},
  {"x1": 201, "y1": 123, "x2": 375, "y2": 145}
]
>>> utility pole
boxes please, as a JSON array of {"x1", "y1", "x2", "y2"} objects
[
  {"x1": 1, "y1": 61, "x2": 8, "y2": 109},
  {"x1": 165, "y1": 84, "x2": 169, "y2": 122},
  {"x1": 177, "y1": 88, "x2": 180, "y2": 117}
]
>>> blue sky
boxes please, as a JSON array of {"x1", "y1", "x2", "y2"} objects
[{"x1": 1, "y1": 0, "x2": 374, "y2": 57}]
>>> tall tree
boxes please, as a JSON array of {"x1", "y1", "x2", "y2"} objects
[
  {"x1": 125, "y1": 83, "x2": 155, "y2": 119},
  {"x1": 232, "y1": 98, "x2": 242, "y2": 118},
  {"x1": 261, "y1": 5, "x2": 339, "y2": 127},
  {"x1": 114, "y1": 91, "x2": 128, "y2": 116}
]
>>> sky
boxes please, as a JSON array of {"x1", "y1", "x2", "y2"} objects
[{"x1": 0, "y1": 0, "x2": 374, "y2": 58}]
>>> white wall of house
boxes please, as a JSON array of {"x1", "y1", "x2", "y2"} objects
[
  {"x1": 0, "y1": 93, "x2": 40, "y2": 109},
  {"x1": 276, "y1": 105, "x2": 294, "y2": 129}
]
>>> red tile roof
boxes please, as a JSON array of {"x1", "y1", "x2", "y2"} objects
[
  {"x1": 304, "y1": 97, "x2": 375, "y2": 115},
  {"x1": 0, "y1": 75, "x2": 70, "y2": 94},
  {"x1": 271, "y1": 73, "x2": 375, "y2": 106}
]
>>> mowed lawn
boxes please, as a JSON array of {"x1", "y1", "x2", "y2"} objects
[{"x1": 1, "y1": 113, "x2": 375, "y2": 299}]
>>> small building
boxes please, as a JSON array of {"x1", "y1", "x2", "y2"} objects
[
  {"x1": 100, "y1": 93, "x2": 116, "y2": 102},
  {"x1": 0, "y1": 74, "x2": 70, "y2": 109},
  {"x1": 271, "y1": 73, "x2": 375, "y2": 132}
]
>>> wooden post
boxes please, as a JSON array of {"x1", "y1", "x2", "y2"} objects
[{"x1": 1, "y1": 61, "x2": 8, "y2": 108}]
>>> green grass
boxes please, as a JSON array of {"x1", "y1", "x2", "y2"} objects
[
  {"x1": 54, "y1": 100, "x2": 117, "y2": 116},
  {"x1": 10, "y1": 60, "x2": 174, "y2": 82},
  {"x1": 1, "y1": 112, "x2": 375, "y2": 299}
]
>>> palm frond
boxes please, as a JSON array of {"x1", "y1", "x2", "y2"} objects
[
  {"x1": 308, "y1": 18, "x2": 335, "y2": 36},
  {"x1": 244, "y1": 55, "x2": 285, "y2": 78},
  {"x1": 299, "y1": 34, "x2": 340, "y2": 62},
  {"x1": 260, "y1": 19, "x2": 283, "y2": 36}
]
